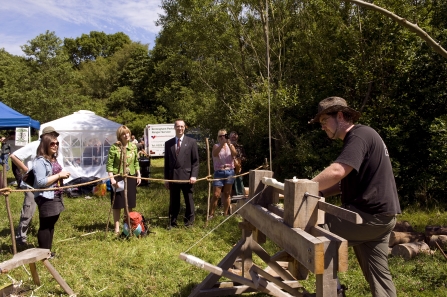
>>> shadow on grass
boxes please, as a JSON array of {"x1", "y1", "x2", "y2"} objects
[{"x1": 72, "y1": 222, "x2": 109, "y2": 233}]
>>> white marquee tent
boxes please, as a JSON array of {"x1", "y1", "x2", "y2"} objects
[{"x1": 39, "y1": 110, "x2": 121, "y2": 181}]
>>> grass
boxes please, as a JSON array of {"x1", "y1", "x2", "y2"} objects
[{"x1": 0, "y1": 158, "x2": 446, "y2": 296}]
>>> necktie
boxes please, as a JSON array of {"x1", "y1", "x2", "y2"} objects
[{"x1": 176, "y1": 138, "x2": 181, "y2": 155}]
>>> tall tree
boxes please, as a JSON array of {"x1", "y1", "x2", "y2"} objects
[{"x1": 64, "y1": 31, "x2": 131, "y2": 67}]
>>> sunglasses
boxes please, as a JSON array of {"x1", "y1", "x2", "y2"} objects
[
  {"x1": 218, "y1": 135, "x2": 226, "y2": 138},
  {"x1": 50, "y1": 141, "x2": 59, "y2": 147}
]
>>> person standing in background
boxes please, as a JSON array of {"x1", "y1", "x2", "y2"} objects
[
  {"x1": 164, "y1": 119, "x2": 199, "y2": 229},
  {"x1": 0, "y1": 136, "x2": 11, "y2": 171},
  {"x1": 107, "y1": 125, "x2": 141, "y2": 235},
  {"x1": 229, "y1": 131, "x2": 246, "y2": 196},
  {"x1": 33, "y1": 130, "x2": 71, "y2": 254},
  {"x1": 11, "y1": 126, "x2": 61, "y2": 246},
  {"x1": 208, "y1": 129, "x2": 237, "y2": 218}
]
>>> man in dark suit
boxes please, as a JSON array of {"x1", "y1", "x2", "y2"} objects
[{"x1": 164, "y1": 119, "x2": 199, "y2": 228}]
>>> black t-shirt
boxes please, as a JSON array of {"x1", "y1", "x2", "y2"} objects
[{"x1": 335, "y1": 125, "x2": 401, "y2": 215}]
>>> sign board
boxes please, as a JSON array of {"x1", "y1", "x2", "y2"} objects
[
  {"x1": 15, "y1": 127, "x2": 29, "y2": 147},
  {"x1": 144, "y1": 124, "x2": 175, "y2": 157}
]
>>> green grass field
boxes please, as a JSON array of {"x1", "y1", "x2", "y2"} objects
[{"x1": 1, "y1": 158, "x2": 447, "y2": 296}]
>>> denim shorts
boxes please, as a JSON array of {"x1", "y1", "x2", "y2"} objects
[{"x1": 213, "y1": 169, "x2": 235, "y2": 187}]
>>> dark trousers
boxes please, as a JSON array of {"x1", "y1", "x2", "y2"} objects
[
  {"x1": 325, "y1": 205, "x2": 397, "y2": 297},
  {"x1": 169, "y1": 182, "x2": 195, "y2": 226},
  {"x1": 233, "y1": 176, "x2": 245, "y2": 196},
  {"x1": 16, "y1": 191, "x2": 37, "y2": 242},
  {"x1": 37, "y1": 214, "x2": 60, "y2": 250}
]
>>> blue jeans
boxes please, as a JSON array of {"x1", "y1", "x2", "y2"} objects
[
  {"x1": 0, "y1": 154, "x2": 9, "y2": 171},
  {"x1": 212, "y1": 169, "x2": 235, "y2": 187}
]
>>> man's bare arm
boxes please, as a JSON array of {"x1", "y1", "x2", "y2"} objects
[{"x1": 312, "y1": 162, "x2": 353, "y2": 191}]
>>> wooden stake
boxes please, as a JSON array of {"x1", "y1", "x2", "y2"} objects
[
  {"x1": 3, "y1": 163, "x2": 16, "y2": 254},
  {"x1": 205, "y1": 138, "x2": 211, "y2": 226}
]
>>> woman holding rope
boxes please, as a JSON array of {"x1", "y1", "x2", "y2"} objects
[
  {"x1": 208, "y1": 129, "x2": 237, "y2": 218},
  {"x1": 107, "y1": 125, "x2": 141, "y2": 235},
  {"x1": 33, "y1": 129, "x2": 70, "y2": 255}
]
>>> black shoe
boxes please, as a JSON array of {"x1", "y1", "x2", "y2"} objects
[
  {"x1": 16, "y1": 239, "x2": 27, "y2": 246},
  {"x1": 167, "y1": 223, "x2": 178, "y2": 230},
  {"x1": 337, "y1": 285, "x2": 347, "y2": 297}
]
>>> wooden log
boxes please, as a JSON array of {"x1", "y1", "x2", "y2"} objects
[
  {"x1": 428, "y1": 235, "x2": 447, "y2": 250},
  {"x1": 389, "y1": 231, "x2": 425, "y2": 247},
  {"x1": 391, "y1": 242, "x2": 431, "y2": 260},
  {"x1": 393, "y1": 221, "x2": 415, "y2": 232},
  {"x1": 425, "y1": 225, "x2": 447, "y2": 236}
]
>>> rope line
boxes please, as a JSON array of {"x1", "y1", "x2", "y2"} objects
[
  {"x1": 183, "y1": 186, "x2": 268, "y2": 254},
  {"x1": 0, "y1": 165, "x2": 267, "y2": 195}
]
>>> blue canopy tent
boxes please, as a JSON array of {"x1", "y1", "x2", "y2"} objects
[{"x1": 0, "y1": 102, "x2": 40, "y2": 130}]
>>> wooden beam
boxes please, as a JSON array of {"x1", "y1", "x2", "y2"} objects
[
  {"x1": 268, "y1": 204, "x2": 284, "y2": 218},
  {"x1": 187, "y1": 239, "x2": 246, "y2": 296},
  {"x1": 250, "y1": 240, "x2": 296, "y2": 281},
  {"x1": 29, "y1": 262, "x2": 40, "y2": 286},
  {"x1": 195, "y1": 285, "x2": 255, "y2": 296},
  {"x1": 315, "y1": 237, "x2": 338, "y2": 297},
  {"x1": 236, "y1": 201, "x2": 324, "y2": 274},
  {"x1": 318, "y1": 201, "x2": 363, "y2": 224},
  {"x1": 310, "y1": 226, "x2": 348, "y2": 273},
  {"x1": 270, "y1": 250, "x2": 294, "y2": 262},
  {"x1": 179, "y1": 253, "x2": 276, "y2": 295},
  {"x1": 251, "y1": 265, "x2": 306, "y2": 296},
  {"x1": 41, "y1": 260, "x2": 75, "y2": 296},
  {"x1": 0, "y1": 248, "x2": 51, "y2": 273},
  {"x1": 248, "y1": 267, "x2": 296, "y2": 297},
  {"x1": 283, "y1": 179, "x2": 319, "y2": 231},
  {"x1": 249, "y1": 170, "x2": 274, "y2": 207}
]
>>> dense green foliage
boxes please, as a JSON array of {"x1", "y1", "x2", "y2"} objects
[{"x1": 1, "y1": 0, "x2": 447, "y2": 204}]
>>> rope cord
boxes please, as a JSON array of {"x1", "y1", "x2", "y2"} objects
[
  {"x1": 183, "y1": 186, "x2": 268, "y2": 254},
  {"x1": 0, "y1": 165, "x2": 267, "y2": 195}
]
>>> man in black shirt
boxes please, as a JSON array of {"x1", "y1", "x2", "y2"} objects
[{"x1": 310, "y1": 97, "x2": 401, "y2": 297}]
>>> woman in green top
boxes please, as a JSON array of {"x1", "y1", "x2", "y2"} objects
[{"x1": 107, "y1": 125, "x2": 141, "y2": 234}]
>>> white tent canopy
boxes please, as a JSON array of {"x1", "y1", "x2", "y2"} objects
[{"x1": 40, "y1": 110, "x2": 121, "y2": 182}]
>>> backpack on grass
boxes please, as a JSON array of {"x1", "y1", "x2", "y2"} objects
[{"x1": 122, "y1": 212, "x2": 149, "y2": 237}]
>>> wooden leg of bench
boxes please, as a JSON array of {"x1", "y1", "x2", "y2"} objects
[
  {"x1": 29, "y1": 262, "x2": 41, "y2": 286},
  {"x1": 41, "y1": 260, "x2": 75, "y2": 296}
]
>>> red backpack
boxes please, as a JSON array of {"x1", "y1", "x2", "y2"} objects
[{"x1": 123, "y1": 212, "x2": 148, "y2": 237}]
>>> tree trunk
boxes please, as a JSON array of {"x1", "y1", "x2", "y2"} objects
[
  {"x1": 425, "y1": 226, "x2": 447, "y2": 236},
  {"x1": 391, "y1": 242, "x2": 431, "y2": 260},
  {"x1": 428, "y1": 235, "x2": 447, "y2": 250},
  {"x1": 393, "y1": 221, "x2": 415, "y2": 232},
  {"x1": 389, "y1": 231, "x2": 425, "y2": 247}
]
